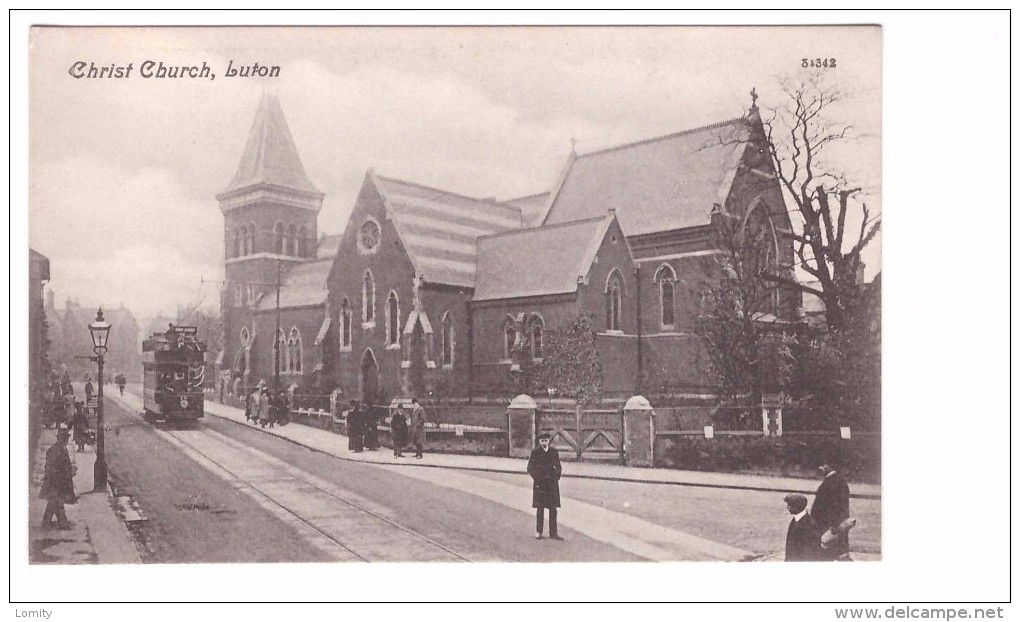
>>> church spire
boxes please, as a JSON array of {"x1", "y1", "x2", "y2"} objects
[{"x1": 218, "y1": 91, "x2": 322, "y2": 198}]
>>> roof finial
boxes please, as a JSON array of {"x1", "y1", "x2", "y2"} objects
[{"x1": 750, "y1": 87, "x2": 759, "y2": 110}]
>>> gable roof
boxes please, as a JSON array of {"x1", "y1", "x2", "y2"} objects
[
  {"x1": 256, "y1": 258, "x2": 332, "y2": 311},
  {"x1": 219, "y1": 92, "x2": 322, "y2": 197},
  {"x1": 473, "y1": 213, "x2": 615, "y2": 301},
  {"x1": 373, "y1": 174, "x2": 524, "y2": 288},
  {"x1": 504, "y1": 192, "x2": 550, "y2": 227},
  {"x1": 541, "y1": 117, "x2": 750, "y2": 236},
  {"x1": 316, "y1": 234, "x2": 342, "y2": 260}
]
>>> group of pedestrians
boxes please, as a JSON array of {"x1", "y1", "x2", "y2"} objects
[
  {"x1": 784, "y1": 459, "x2": 855, "y2": 562},
  {"x1": 385, "y1": 398, "x2": 426, "y2": 459},
  {"x1": 243, "y1": 384, "x2": 289, "y2": 429}
]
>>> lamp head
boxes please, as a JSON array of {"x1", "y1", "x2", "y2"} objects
[{"x1": 89, "y1": 308, "x2": 112, "y2": 355}]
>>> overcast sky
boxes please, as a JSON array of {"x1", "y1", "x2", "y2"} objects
[{"x1": 29, "y1": 26, "x2": 881, "y2": 319}]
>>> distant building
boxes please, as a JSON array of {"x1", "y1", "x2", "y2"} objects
[
  {"x1": 45, "y1": 294, "x2": 141, "y2": 381},
  {"x1": 29, "y1": 249, "x2": 50, "y2": 400},
  {"x1": 218, "y1": 93, "x2": 798, "y2": 403}
]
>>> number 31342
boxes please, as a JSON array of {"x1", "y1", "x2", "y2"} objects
[{"x1": 803, "y1": 58, "x2": 837, "y2": 68}]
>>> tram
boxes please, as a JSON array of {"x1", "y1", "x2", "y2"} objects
[{"x1": 141, "y1": 324, "x2": 206, "y2": 424}]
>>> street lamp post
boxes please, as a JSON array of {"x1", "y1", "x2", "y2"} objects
[{"x1": 88, "y1": 308, "x2": 111, "y2": 492}]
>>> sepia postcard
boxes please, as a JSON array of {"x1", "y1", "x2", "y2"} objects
[{"x1": 21, "y1": 21, "x2": 894, "y2": 604}]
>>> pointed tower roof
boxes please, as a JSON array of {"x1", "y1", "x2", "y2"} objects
[{"x1": 218, "y1": 92, "x2": 323, "y2": 198}]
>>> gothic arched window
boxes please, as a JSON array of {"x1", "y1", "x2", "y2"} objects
[
  {"x1": 288, "y1": 327, "x2": 303, "y2": 373},
  {"x1": 529, "y1": 315, "x2": 544, "y2": 360},
  {"x1": 363, "y1": 270, "x2": 376, "y2": 324},
  {"x1": 655, "y1": 264, "x2": 677, "y2": 329},
  {"x1": 247, "y1": 224, "x2": 256, "y2": 254},
  {"x1": 743, "y1": 203, "x2": 781, "y2": 315},
  {"x1": 605, "y1": 269, "x2": 624, "y2": 332},
  {"x1": 277, "y1": 328, "x2": 288, "y2": 373},
  {"x1": 386, "y1": 291, "x2": 400, "y2": 347},
  {"x1": 441, "y1": 311, "x2": 454, "y2": 366},
  {"x1": 287, "y1": 224, "x2": 297, "y2": 257},
  {"x1": 297, "y1": 226, "x2": 307, "y2": 257},
  {"x1": 339, "y1": 297, "x2": 352, "y2": 350},
  {"x1": 501, "y1": 315, "x2": 517, "y2": 361}
]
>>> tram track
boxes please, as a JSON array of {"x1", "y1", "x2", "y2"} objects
[
  {"x1": 112, "y1": 391, "x2": 473, "y2": 562},
  {"x1": 165, "y1": 426, "x2": 474, "y2": 563}
]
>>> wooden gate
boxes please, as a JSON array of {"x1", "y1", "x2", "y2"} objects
[{"x1": 538, "y1": 406, "x2": 624, "y2": 463}]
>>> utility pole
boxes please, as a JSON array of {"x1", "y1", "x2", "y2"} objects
[{"x1": 274, "y1": 261, "x2": 282, "y2": 393}]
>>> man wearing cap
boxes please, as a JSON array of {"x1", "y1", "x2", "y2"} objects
[
  {"x1": 527, "y1": 432, "x2": 563, "y2": 540},
  {"x1": 39, "y1": 428, "x2": 76, "y2": 530},
  {"x1": 784, "y1": 493, "x2": 821, "y2": 561},
  {"x1": 811, "y1": 459, "x2": 851, "y2": 560}
]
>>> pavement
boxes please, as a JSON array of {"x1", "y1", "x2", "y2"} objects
[
  {"x1": 28, "y1": 426, "x2": 143, "y2": 565},
  {"x1": 29, "y1": 387, "x2": 881, "y2": 564}
]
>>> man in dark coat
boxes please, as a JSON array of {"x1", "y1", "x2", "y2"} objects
[
  {"x1": 390, "y1": 405, "x2": 409, "y2": 458},
  {"x1": 40, "y1": 428, "x2": 76, "y2": 529},
  {"x1": 811, "y1": 460, "x2": 851, "y2": 560},
  {"x1": 115, "y1": 373, "x2": 126, "y2": 396},
  {"x1": 527, "y1": 432, "x2": 563, "y2": 540},
  {"x1": 408, "y1": 397, "x2": 427, "y2": 459},
  {"x1": 71, "y1": 404, "x2": 90, "y2": 453},
  {"x1": 784, "y1": 493, "x2": 821, "y2": 561},
  {"x1": 347, "y1": 400, "x2": 364, "y2": 453},
  {"x1": 84, "y1": 377, "x2": 94, "y2": 402}
]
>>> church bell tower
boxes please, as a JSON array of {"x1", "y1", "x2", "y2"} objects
[{"x1": 216, "y1": 92, "x2": 324, "y2": 388}]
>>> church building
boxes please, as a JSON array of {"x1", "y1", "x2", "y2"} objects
[{"x1": 218, "y1": 91, "x2": 797, "y2": 404}]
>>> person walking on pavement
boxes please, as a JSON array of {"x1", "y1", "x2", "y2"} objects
[
  {"x1": 390, "y1": 404, "x2": 408, "y2": 458},
  {"x1": 408, "y1": 397, "x2": 427, "y2": 459},
  {"x1": 347, "y1": 400, "x2": 364, "y2": 453},
  {"x1": 115, "y1": 373, "x2": 126, "y2": 396},
  {"x1": 256, "y1": 387, "x2": 271, "y2": 429},
  {"x1": 784, "y1": 493, "x2": 821, "y2": 561},
  {"x1": 71, "y1": 404, "x2": 90, "y2": 453},
  {"x1": 527, "y1": 432, "x2": 563, "y2": 540},
  {"x1": 363, "y1": 405, "x2": 380, "y2": 450},
  {"x1": 39, "y1": 428, "x2": 76, "y2": 530},
  {"x1": 244, "y1": 387, "x2": 257, "y2": 423},
  {"x1": 811, "y1": 458, "x2": 852, "y2": 560},
  {"x1": 84, "y1": 377, "x2": 94, "y2": 402}
]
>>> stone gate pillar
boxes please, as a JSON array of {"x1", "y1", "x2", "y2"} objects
[
  {"x1": 507, "y1": 394, "x2": 537, "y2": 459},
  {"x1": 623, "y1": 395, "x2": 655, "y2": 467}
]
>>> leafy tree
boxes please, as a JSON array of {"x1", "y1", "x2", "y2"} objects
[{"x1": 532, "y1": 314, "x2": 603, "y2": 406}]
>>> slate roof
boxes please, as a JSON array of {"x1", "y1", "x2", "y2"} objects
[
  {"x1": 373, "y1": 175, "x2": 524, "y2": 288},
  {"x1": 256, "y1": 258, "x2": 332, "y2": 311},
  {"x1": 219, "y1": 92, "x2": 322, "y2": 197},
  {"x1": 504, "y1": 192, "x2": 550, "y2": 227},
  {"x1": 316, "y1": 234, "x2": 342, "y2": 260},
  {"x1": 541, "y1": 117, "x2": 750, "y2": 235},
  {"x1": 473, "y1": 214, "x2": 614, "y2": 301}
]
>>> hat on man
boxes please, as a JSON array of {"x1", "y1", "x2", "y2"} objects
[{"x1": 537, "y1": 432, "x2": 552, "y2": 440}]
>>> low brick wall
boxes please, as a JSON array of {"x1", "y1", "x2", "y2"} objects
[
  {"x1": 654, "y1": 431, "x2": 881, "y2": 484},
  {"x1": 377, "y1": 426, "x2": 508, "y2": 457}
]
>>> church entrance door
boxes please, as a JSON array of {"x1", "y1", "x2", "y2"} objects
[{"x1": 359, "y1": 349, "x2": 380, "y2": 405}]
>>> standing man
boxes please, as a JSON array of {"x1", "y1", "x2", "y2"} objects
[
  {"x1": 811, "y1": 458, "x2": 851, "y2": 560},
  {"x1": 84, "y1": 377, "x2": 94, "y2": 402},
  {"x1": 527, "y1": 432, "x2": 563, "y2": 541},
  {"x1": 39, "y1": 428, "x2": 76, "y2": 530},
  {"x1": 256, "y1": 386, "x2": 271, "y2": 429},
  {"x1": 347, "y1": 400, "x2": 364, "y2": 453},
  {"x1": 408, "y1": 397, "x2": 427, "y2": 459},
  {"x1": 783, "y1": 493, "x2": 821, "y2": 561},
  {"x1": 390, "y1": 405, "x2": 408, "y2": 458}
]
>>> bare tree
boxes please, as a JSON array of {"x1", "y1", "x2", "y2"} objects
[{"x1": 748, "y1": 75, "x2": 881, "y2": 331}]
